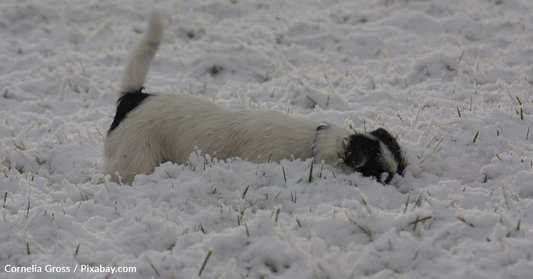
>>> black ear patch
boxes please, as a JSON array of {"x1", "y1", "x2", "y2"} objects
[
  {"x1": 370, "y1": 128, "x2": 407, "y2": 175},
  {"x1": 109, "y1": 90, "x2": 153, "y2": 133}
]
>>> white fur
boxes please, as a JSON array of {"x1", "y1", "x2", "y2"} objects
[
  {"x1": 104, "y1": 92, "x2": 352, "y2": 183},
  {"x1": 378, "y1": 141, "x2": 398, "y2": 174}
]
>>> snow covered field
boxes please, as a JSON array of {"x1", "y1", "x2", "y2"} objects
[{"x1": 1, "y1": 0, "x2": 533, "y2": 278}]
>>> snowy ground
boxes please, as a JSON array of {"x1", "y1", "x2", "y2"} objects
[{"x1": 1, "y1": 0, "x2": 533, "y2": 278}]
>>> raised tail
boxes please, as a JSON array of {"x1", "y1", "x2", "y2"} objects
[{"x1": 118, "y1": 10, "x2": 164, "y2": 98}]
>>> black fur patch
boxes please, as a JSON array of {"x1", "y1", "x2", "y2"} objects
[
  {"x1": 316, "y1": 124, "x2": 329, "y2": 131},
  {"x1": 108, "y1": 90, "x2": 152, "y2": 133}
]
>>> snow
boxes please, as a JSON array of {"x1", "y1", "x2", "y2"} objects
[{"x1": 1, "y1": 0, "x2": 532, "y2": 278}]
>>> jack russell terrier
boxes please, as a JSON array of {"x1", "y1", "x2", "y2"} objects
[{"x1": 104, "y1": 10, "x2": 407, "y2": 184}]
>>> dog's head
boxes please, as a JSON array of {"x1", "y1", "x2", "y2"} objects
[{"x1": 341, "y1": 128, "x2": 407, "y2": 184}]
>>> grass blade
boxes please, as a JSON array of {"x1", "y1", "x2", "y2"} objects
[
  {"x1": 457, "y1": 216, "x2": 474, "y2": 227},
  {"x1": 282, "y1": 166, "x2": 286, "y2": 184},
  {"x1": 403, "y1": 193, "x2": 411, "y2": 214},
  {"x1": 409, "y1": 215, "x2": 432, "y2": 231},
  {"x1": 308, "y1": 161, "x2": 314, "y2": 183},
  {"x1": 274, "y1": 207, "x2": 281, "y2": 223},
  {"x1": 26, "y1": 198, "x2": 30, "y2": 218},
  {"x1": 74, "y1": 242, "x2": 80, "y2": 256},
  {"x1": 242, "y1": 185, "x2": 249, "y2": 199},
  {"x1": 458, "y1": 49, "x2": 465, "y2": 63},
  {"x1": 145, "y1": 255, "x2": 160, "y2": 277},
  {"x1": 199, "y1": 249, "x2": 213, "y2": 276}
]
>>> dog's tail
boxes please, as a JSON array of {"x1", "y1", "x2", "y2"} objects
[{"x1": 118, "y1": 10, "x2": 164, "y2": 98}]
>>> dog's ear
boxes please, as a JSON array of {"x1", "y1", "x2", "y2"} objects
[
  {"x1": 341, "y1": 136, "x2": 349, "y2": 151},
  {"x1": 370, "y1": 128, "x2": 407, "y2": 175},
  {"x1": 370, "y1": 128, "x2": 399, "y2": 150},
  {"x1": 341, "y1": 135, "x2": 368, "y2": 169}
]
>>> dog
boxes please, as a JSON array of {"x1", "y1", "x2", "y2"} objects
[{"x1": 104, "y1": 10, "x2": 408, "y2": 185}]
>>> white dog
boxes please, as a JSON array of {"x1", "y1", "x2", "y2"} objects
[{"x1": 104, "y1": 10, "x2": 407, "y2": 184}]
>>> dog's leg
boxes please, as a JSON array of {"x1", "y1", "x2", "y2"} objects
[{"x1": 105, "y1": 143, "x2": 163, "y2": 184}]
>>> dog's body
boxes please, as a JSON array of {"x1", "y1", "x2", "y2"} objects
[
  {"x1": 104, "y1": 10, "x2": 407, "y2": 184},
  {"x1": 105, "y1": 92, "x2": 351, "y2": 183}
]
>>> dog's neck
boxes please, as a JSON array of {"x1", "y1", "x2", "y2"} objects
[{"x1": 311, "y1": 124, "x2": 329, "y2": 159}]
